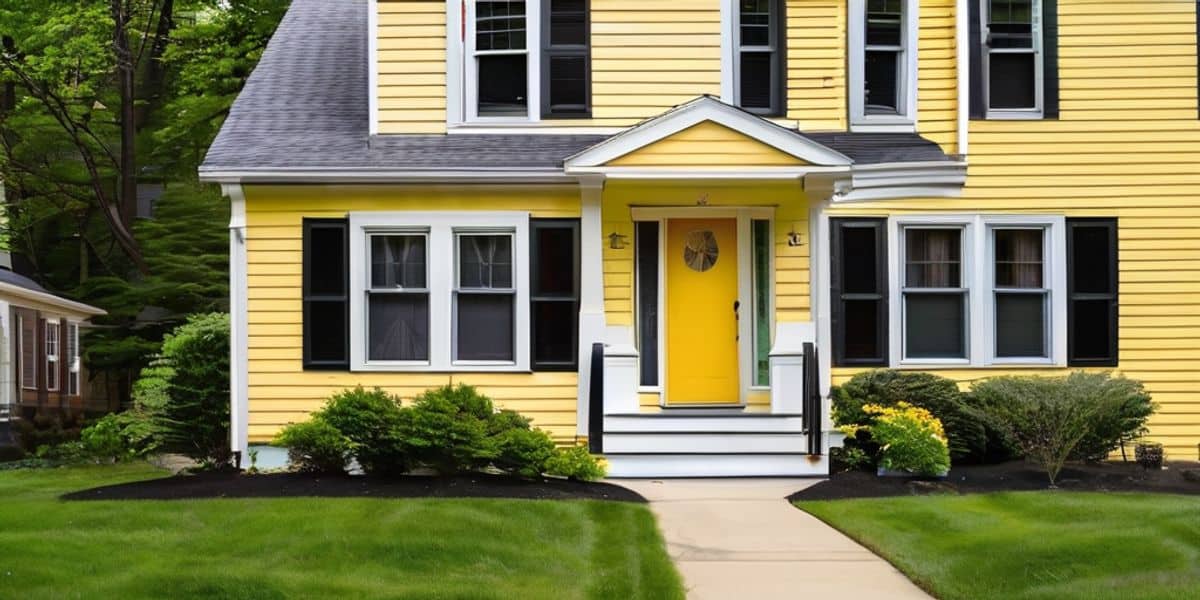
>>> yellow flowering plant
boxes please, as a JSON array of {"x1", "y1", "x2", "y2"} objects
[{"x1": 840, "y1": 402, "x2": 951, "y2": 476}]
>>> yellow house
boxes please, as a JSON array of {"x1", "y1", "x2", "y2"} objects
[{"x1": 200, "y1": 0, "x2": 1200, "y2": 476}]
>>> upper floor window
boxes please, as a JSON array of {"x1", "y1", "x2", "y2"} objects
[
  {"x1": 734, "y1": 0, "x2": 785, "y2": 116},
  {"x1": 849, "y1": 0, "x2": 918, "y2": 130},
  {"x1": 983, "y1": 0, "x2": 1042, "y2": 116},
  {"x1": 460, "y1": 0, "x2": 591, "y2": 124}
]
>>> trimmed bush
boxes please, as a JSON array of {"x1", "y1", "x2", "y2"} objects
[
  {"x1": 842, "y1": 403, "x2": 950, "y2": 476},
  {"x1": 398, "y1": 384, "x2": 496, "y2": 475},
  {"x1": 545, "y1": 445, "x2": 607, "y2": 481},
  {"x1": 320, "y1": 387, "x2": 408, "y2": 475},
  {"x1": 832, "y1": 370, "x2": 989, "y2": 463},
  {"x1": 1067, "y1": 373, "x2": 1154, "y2": 462},
  {"x1": 274, "y1": 419, "x2": 352, "y2": 474},
  {"x1": 493, "y1": 427, "x2": 557, "y2": 478},
  {"x1": 79, "y1": 415, "x2": 131, "y2": 463}
]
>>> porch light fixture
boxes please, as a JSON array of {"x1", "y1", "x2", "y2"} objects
[
  {"x1": 609, "y1": 232, "x2": 628, "y2": 250},
  {"x1": 786, "y1": 228, "x2": 803, "y2": 247}
]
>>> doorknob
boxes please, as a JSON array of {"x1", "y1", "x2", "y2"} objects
[{"x1": 733, "y1": 300, "x2": 740, "y2": 341}]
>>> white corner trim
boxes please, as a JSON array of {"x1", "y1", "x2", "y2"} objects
[
  {"x1": 564, "y1": 96, "x2": 853, "y2": 169},
  {"x1": 848, "y1": 0, "x2": 920, "y2": 131},
  {"x1": 956, "y1": 0, "x2": 969, "y2": 157},
  {"x1": 222, "y1": 183, "x2": 249, "y2": 459},
  {"x1": 368, "y1": 0, "x2": 379, "y2": 136},
  {"x1": 719, "y1": 0, "x2": 735, "y2": 103}
]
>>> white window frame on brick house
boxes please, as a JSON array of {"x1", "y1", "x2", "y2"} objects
[
  {"x1": 848, "y1": 0, "x2": 920, "y2": 132},
  {"x1": 45, "y1": 319, "x2": 60, "y2": 392},
  {"x1": 66, "y1": 321, "x2": 81, "y2": 396}
]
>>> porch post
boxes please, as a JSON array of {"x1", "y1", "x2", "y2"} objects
[{"x1": 576, "y1": 176, "x2": 607, "y2": 438}]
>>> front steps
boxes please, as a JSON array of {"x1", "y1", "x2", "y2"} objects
[{"x1": 601, "y1": 411, "x2": 828, "y2": 477}]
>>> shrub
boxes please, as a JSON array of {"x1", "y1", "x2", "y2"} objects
[
  {"x1": 16, "y1": 413, "x2": 84, "y2": 453},
  {"x1": 398, "y1": 384, "x2": 495, "y2": 474},
  {"x1": 1066, "y1": 373, "x2": 1154, "y2": 462},
  {"x1": 969, "y1": 373, "x2": 1115, "y2": 486},
  {"x1": 319, "y1": 387, "x2": 408, "y2": 475},
  {"x1": 841, "y1": 402, "x2": 950, "y2": 476},
  {"x1": 80, "y1": 415, "x2": 131, "y2": 463},
  {"x1": 493, "y1": 427, "x2": 557, "y2": 478},
  {"x1": 832, "y1": 370, "x2": 989, "y2": 463},
  {"x1": 545, "y1": 445, "x2": 607, "y2": 481},
  {"x1": 274, "y1": 419, "x2": 353, "y2": 474}
]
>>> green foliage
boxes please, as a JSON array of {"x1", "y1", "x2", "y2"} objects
[
  {"x1": 843, "y1": 403, "x2": 951, "y2": 476},
  {"x1": 16, "y1": 413, "x2": 84, "y2": 453},
  {"x1": 274, "y1": 419, "x2": 352, "y2": 475},
  {"x1": 967, "y1": 372, "x2": 1143, "y2": 485},
  {"x1": 1066, "y1": 373, "x2": 1155, "y2": 462},
  {"x1": 398, "y1": 385, "x2": 496, "y2": 475},
  {"x1": 832, "y1": 370, "x2": 990, "y2": 463},
  {"x1": 79, "y1": 415, "x2": 131, "y2": 464},
  {"x1": 545, "y1": 446, "x2": 607, "y2": 482},
  {"x1": 318, "y1": 387, "x2": 408, "y2": 475},
  {"x1": 831, "y1": 445, "x2": 872, "y2": 472},
  {"x1": 493, "y1": 427, "x2": 558, "y2": 478}
]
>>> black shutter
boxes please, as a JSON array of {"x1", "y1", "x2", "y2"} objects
[
  {"x1": 1042, "y1": 0, "x2": 1059, "y2": 118},
  {"x1": 831, "y1": 218, "x2": 888, "y2": 367},
  {"x1": 541, "y1": 0, "x2": 591, "y2": 118},
  {"x1": 635, "y1": 222, "x2": 659, "y2": 386},
  {"x1": 968, "y1": 0, "x2": 985, "y2": 119},
  {"x1": 1067, "y1": 218, "x2": 1118, "y2": 367},
  {"x1": 531, "y1": 218, "x2": 581, "y2": 370},
  {"x1": 302, "y1": 218, "x2": 350, "y2": 370}
]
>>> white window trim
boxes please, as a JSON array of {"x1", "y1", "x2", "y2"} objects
[
  {"x1": 67, "y1": 322, "x2": 81, "y2": 396},
  {"x1": 349, "y1": 211, "x2": 531, "y2": 372},
  {"x1": 45, "y1": 320, "x2": 59, "y2": 392},
  {"x1": 452, "y1": 230, "x2": 519, "y2": 365},
  {"x1": 981, "y1": 0, "x2": 1044, "y2": 119},
  {"x1": 724, "y1": 0, "x2": 785, "y2": 116},
  {"x1": 449, "y1": 0, "x2": 542, "y2": 126},
  {"x1": 848, "y1": 0, "x2": 919, "y2": 132},
  {"x1": 887, "y1": 214, "x2": 1067, "y2": 368}
]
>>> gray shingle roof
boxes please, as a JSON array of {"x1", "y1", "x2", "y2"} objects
[
  {"x1": 200, "y1": 0, "x2": 953, "y2": 177},
  {"x1": 0, "y1": 269, "x2": 46, "y2": 294}
]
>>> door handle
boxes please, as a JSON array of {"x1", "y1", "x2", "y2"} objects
[{"x1": 733, "y1": 300, "x2": 740, "y2": 341}]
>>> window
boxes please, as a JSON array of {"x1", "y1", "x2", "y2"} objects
[
  {"x1": 849, "y1": 0, "x2": 917, "y2": 129},
  {"x1": 303, "y1": 219, "x2": 350, "y2": 370},
  {"x1": 530, "y1": 219, "x2": 581, "y2": 370},
  {"x1": 18, "y1": 314, "x2": 35, "y2": 390},
  {"x1": 635, "y1": 221, "x2": 660, "y2": 387},
  {"x1": 970, "y1": 0, "x2": 1059, "y2": 119},
  {"x1": 751, "y1": 219, "x2": 772, "y2": 385},
  {"x1": 732, "y1": 0, "x2": 784, "y2": 116},
  {"x1": 542, "y1": 0, "x2": 590, "y2": 117},
  {"x1": 474, "y1": 1, "x2": 530, "y2": 118},
  {"x1": 831, "y1": 218, "x2": 888, "y2": 366},
  {"x1": 45, "y1": 321, "x2": 60, "y2": 391},
  {"x1": 66, "y1": 323, "x2": 80, "y2": 396},
  {"x1": 349, "y1": 212, "x2": 531, "y2": 371},
  {"x1": 992, "y1": 228, "x2": 1049, "y2": 359},
  {"x1": 1067, "y1": 219, "x2": 1118, "y2": 366},
  {"x1": 902, "y1": 227, "x2": 968, "y2": 360}
]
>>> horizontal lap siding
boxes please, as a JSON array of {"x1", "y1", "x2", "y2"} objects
[
  {"x1": 830, "y1": 0, "x2": 1200, "y2": 458},
  {"x1": 606, "y1": 122, "x2": 808, "y2": 166},
  {"x1": 377, "y1": 0, "x2": 446, "y2": 134},
  {"x1": 917, "y1": 0, "x2": 958, "y2": 155},
  {"x1": 785, "y1": 1, "x2": 846, "y2": 130},
  {"x1": 243, "y1": 185, "x2": 581, "y2": 443}
]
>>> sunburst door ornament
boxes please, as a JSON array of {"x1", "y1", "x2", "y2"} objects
[{"x1": 683, "y1": 230, "x2": 719, "y2": 272}]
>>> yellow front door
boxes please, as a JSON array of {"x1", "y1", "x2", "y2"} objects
[{"x1": 665, "y1": 218, "x2": 740, "y2": 404}]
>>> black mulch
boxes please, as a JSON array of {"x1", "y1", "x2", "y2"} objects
[
  {"x1": 789, "y1": 460, "x2": 1200, "y2": 502},
  {"x1": 61, "y1": 471, "x2": 646, "y2": 503}
]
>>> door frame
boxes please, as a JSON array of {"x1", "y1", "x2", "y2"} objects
[{"x1": 631, "y1": 206, "x2": 775, "y2": 406}]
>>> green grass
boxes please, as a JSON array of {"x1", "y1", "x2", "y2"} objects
[
  {"x1": 798, "y1": 492, "x2": 1200, "y2": 600},
  {"x1": 0, "y1": 464, "x2": 683, "y2": 599}
]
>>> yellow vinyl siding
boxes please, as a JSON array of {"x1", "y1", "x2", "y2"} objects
[
  {"x1": 377, "y1": 0, "x2": 446, "y2": 134},
  {"x1": 242, "y1": 184, "x2": 581, "y2": 443},
  {"x1": 830, "y1": 0, "x2": 1200, "y2": 458},
  {"x1": 916, "y1": 0, "x2": 958, "y2": 155},
  {"x1": 606, "y1": 121, "x2": 809, "y2": 167},
  {"x1": 784, "y1": 0, "x2": 846, "y2": 130}
]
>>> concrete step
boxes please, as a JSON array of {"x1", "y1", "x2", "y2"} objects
[{"x1": 605, "y1": 453, "x2": 829, "y2": 478}]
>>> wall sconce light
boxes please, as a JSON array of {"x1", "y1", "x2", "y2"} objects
[
  {"x1": 786, "y1": 229, "x2": 804, "y2": 247},
  {"x1": 609, "y1": 232, "x2": 629, "y2": 250}
]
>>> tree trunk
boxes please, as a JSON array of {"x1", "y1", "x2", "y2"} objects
[{"x1": 112, "y1": 0, "x2": 138, "y2": 230}]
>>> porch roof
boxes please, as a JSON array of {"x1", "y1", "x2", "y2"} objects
[{"x1": 198, "y1": 0, "x2": 956, "y2": 184}]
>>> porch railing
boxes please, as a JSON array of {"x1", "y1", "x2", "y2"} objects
[
  {"x1": 802, "y1": 342, "x2": 822, "y2": 455},
  {"x1": 587, "y1": 342, "x2": 605, "y2": 453}
]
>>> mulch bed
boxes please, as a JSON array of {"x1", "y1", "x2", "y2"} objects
[
  {"x1": 790, "y1": 460, "x2": 1200, "y2": 502},
  {"x1": 62, "y1": 471, "x2": 646, "y2": 503}
]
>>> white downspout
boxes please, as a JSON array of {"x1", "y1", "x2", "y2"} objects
[
  {"x1": 956, "y1": 0, "x2": 970, "y2": 158},
  {"x1": 222, "y1": 184, "x2": 249, "y2": 464}
]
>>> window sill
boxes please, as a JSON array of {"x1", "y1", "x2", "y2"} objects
[
  {"x1": 982, "y1": 111, "x2": 1045, "y2": 121},
  {"x1": 352, "y1": 364, "x2": 532, "y2": 374},
  {"x1": 447, "y1": 123, "x2": 624, "y2": 135},
  {"x1": 850, "y1": 118, "x2": 916, "y2": 133}
]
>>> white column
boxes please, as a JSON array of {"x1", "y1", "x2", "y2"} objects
[
  {"x1": 0, "y1": 300, "x2": 11, "y2": 415},
  {"x1": 576, "y1": 176, "x2": 607, "y2": 436},
  {"x1": 222, "y1": 184, "x2": 250, "y2": 463}
]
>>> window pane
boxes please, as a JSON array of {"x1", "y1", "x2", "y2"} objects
[
  {"x1": 905, "y1": 229, "x2": 961, "y2": 288},
  {"x1": 995, "y1": 229, "x2": 1043, "y2": 288},
  {"x1": 866, "y1": 0, "x2": 902, "y2": 46},
  {"x1": 310, "y1": 227, "x2": 345, "y2": 296},
  {"x1": 739, "y1": 0, "x2": 771, "y2": 46},
  {"x1": 1072, "y1": 299, "x2": 1113, "y2": 360},
  {"x1": 457, "y1": 294, "x2": 515, "y2": 361},
  {"x1": 739, "y1": 51, "x2": 773, "y2": 110},
  {"x1": 753, "y1": 220, "x2": 771, "y2": 385},
  {"x1": 636, "y1": 222, "x2": 659, "y2": 386},
  {"x1": 989, "y1": 0, "x2": 1033, "y2": 48},
  {"x1": 369, "y1": 294, "x2": 430, "y2": 361},
  {"x1": 841, "y1": 226, "x2": 879, "y2": 294},
  {"x1": 905, "y1": 293, "x2": 966, "y2": 358},
  {"x1": 533, "y1": 300, "x2": 575, "y2": 364},
  {"x1": 309, "y1": 300, "x2": 348, "y2": 363},
  {"x1": 996, "y1": 293, "x2": 1046, "y2": 357},
  {"x1": 549, "y1": 0, "x2": 586, "y2": 46},
  {"x1": 864, "y1": 50, "x2": 900, "y2": 114},
  {"x1": 460, "y1": 235, "x2": 513, "y2": 289},
  {"x1": 533, "y1": 226, "x2": 575, "y2": 296},
  {"x1": 989, "y1": 53, "x2": 1036, "y2": 109},
  {"x1": 844, "y1": 299, "x2": 882, "y2": 360},
  {"x1": 1071, "y1": 225, "x2": 1113, "y2": 294},
  {"x1": 478, "y1": 55, "x2": 528, "y2": 116},
  {"x1": 477, "y1": 0, "x2": 526, "y2": 50},
  {"x1": 549, "y1": 56, "x2": 587, "y2": 113},
  {"x1": 371, "y1": 235, "x2": 426, "y2": 289}
]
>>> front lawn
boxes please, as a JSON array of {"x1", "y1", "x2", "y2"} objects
[
  {"x1": 0, "y1": 464, "x2": 682, "y2": 599},
  {"x1": 799, "y1": 492, "x2": 1200, "y2": 600}
]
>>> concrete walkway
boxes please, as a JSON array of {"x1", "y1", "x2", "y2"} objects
[{"x1": 619, "y1": 479, "x2": 931, "y2": 600}]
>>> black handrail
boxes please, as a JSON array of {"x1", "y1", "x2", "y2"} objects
[
  {"x1": 588, "y1": 342, "x2": 605, "y2": 453},
  {"x1": 802, "y1": 342, "x2": 822, "y2": 455}
]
